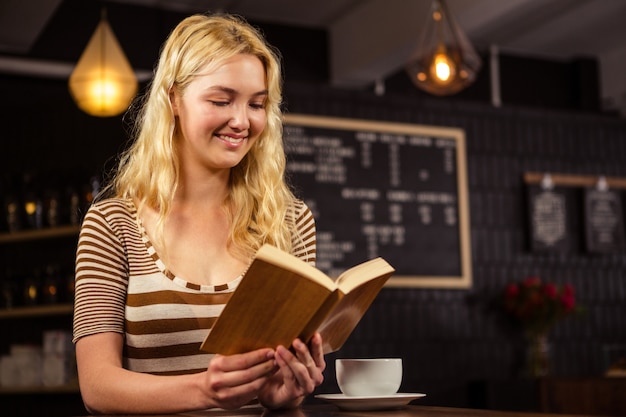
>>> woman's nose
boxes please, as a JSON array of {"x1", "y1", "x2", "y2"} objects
[{"x1": 228, "y1": 105, "x2": 250, "y2": 130}]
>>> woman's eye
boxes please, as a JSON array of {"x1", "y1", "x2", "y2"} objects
[
  {"x1": 250, "y1": 103, "x2": 265, "y2": 110},
  {"x1": 210, "y1": 101, "x2": 230, "y2": 107}
]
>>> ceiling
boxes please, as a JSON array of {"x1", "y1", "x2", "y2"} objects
[{"x1": 1, "y1": 0, "x2": 625, "y2": 115}]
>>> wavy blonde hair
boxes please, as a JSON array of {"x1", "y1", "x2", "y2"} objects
[{"x1": 110, "y1": 13, "x2": 296, "y2": 258}]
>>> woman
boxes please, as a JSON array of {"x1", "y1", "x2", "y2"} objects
[{"x1": 73, "y1": 13, "x2": 325, "y2": 414}]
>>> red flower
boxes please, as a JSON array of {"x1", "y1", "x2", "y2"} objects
[
  {"x1": 543, "y1": 283, "x2": 557, "y2": 299},
  {"x1": 505, "y1": 283, "x2": 519, "y2": 298},
  {"x1": 502, "y1": 277, "x2": 581, "y2": 336},
  {"x1": 561, "y1": 294, "x2": 575, "y2": 312}
]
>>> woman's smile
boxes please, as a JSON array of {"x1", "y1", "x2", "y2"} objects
[{"x1": 216, "y1": 132, "x2": 247, "y2": 147}]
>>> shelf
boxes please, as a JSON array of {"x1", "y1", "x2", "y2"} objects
[
  {"x1": 0, "y1": 382, "x2": 79, "y2": 394},
  {"x1": 0, "y1": 225, "x2": 80, "y2": 244},
  {"x1": 524, "y1": 171, "x2": 626, "y2": 189},
  {"x1": 0, "y1": 304, "x2": 73, "y2": 319}
]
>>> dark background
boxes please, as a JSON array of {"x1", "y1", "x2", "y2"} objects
[{"x1": 1, "y1": 0, "x2": 625, "y2": 415}]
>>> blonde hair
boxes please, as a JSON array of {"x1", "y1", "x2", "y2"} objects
[{"x1": 110, "y1": 13, "x2": 296, "y2": 258}]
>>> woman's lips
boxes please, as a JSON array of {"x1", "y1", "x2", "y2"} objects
[{"x1": 216, "y1": 133, "x2": 246, "y2": 145}]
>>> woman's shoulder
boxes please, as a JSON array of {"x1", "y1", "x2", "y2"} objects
[
  {"x1": 89, "y1": 197, "x2": 136, "y2": 214},
  {"x1": 289, "y1": 199, "x2": 314, "y2": 223},
  {"x1": 84, "y1": 197, "x2": 138, "y2": 226},
  {"x1": 81, "y1": 198, "x2": 142, "y2": 245},
  {"x1": 290, "y1": 198, "x2": 307, "y2": 215}
]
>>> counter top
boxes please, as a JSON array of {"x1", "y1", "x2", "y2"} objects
[{"x1": 74, "y1": 403, "x2": 601, "y2": 417}]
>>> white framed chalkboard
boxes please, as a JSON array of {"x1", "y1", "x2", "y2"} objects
[{"x1": 283, "y1": 114, "x2": 472, "y2": 288}]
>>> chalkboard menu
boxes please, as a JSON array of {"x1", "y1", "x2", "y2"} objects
[{"x1": 283, "y1": 114, "x2": 471, "y2": 288}]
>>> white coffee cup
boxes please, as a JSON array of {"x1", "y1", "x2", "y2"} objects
[{"x1": 336, "y1": 358, "x2": 402, "y2": 397}]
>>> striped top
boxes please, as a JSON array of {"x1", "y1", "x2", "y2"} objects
[{"x1": 73, "y1": 198, "x2": 316, "y2": 375}]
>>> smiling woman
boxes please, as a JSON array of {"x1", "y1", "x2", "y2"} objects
[{"x1": 71, "y1": 13, "x2": 324, "y2": 415}]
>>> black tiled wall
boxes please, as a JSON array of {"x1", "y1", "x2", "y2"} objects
[{"x1": 283, "y1": 82, "x2": 626, "y2": 407}]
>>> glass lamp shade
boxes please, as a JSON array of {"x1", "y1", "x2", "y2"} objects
[
  {"x1": 406, "y1": 0, "x2": 482, "y2": 96},
  {"x1": 69, "y1": 17, "x2": 138, "y2": 117}
]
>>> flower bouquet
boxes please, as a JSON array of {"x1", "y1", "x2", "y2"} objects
[{"x1": 502, "y1": 276, "x2": 582, "y2": 377}]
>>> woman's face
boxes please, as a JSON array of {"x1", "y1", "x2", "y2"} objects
[{"x1": 172, "y1": 53, "x2": 267, "y2": 175}]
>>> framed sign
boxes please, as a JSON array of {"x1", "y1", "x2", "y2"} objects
[
  {"x1": 584, "y1": 187, "x2": 626, "y2": 253},
  {"x1": 283, "y1": 114, "x2": 471, "y2": 288},
  {"x1": 527, "y1": 184, "x2": 571, "y2": 253},
  {"x1": 524, "y1": 172, "x2": 626, "y2": 255}
]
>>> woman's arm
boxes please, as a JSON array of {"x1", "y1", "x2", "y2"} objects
[{"x1": 76, "y1": 332, "x2": 277, "y2": 414}]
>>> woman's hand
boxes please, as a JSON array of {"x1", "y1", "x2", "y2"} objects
[
  {"x1": 257, "y1": 332, "x2": 326, "y2": 409},
  {"x1": 203, "y1": 348, "x2": 278, "y2": 410}
]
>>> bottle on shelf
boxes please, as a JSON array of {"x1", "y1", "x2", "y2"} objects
[
  {"x1": 22, "y1": 172, "x2": 44, "y2": 231},
  {"x1": 2, "y1": 174, "x2": 23, "y2": 233},
  {"x1": 43, "y1": 188, "x2": 61, "y2": 228},
  {"x1": 41, "y1": 265, "x2": 60, "y2": 305},
  {"x1": 4, "y1": 194, "x2": 21, "y2": 233},
  {"x1": 1, "y1": 274, "x2": 18, "y2": 309},
  {"x1": 22, "y1": 268, "x2": 42, "y2": 307}
]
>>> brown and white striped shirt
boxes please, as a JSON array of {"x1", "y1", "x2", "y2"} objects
[{"x1": 73, "y1": 198, "x2": 316, "y2": 375}]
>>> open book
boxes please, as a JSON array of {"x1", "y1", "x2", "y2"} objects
[{"x1": 200, "y1": 244, "x2": 395, "y2": 355}]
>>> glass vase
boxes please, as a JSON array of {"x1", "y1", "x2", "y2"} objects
[{"x1": 525, "y1": 332, "x2": 551, "y2": 378}]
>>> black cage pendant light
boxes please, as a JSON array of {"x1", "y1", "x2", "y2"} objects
[{"x1": 406, "y1": 0, "x2": 482, "y2": 96}]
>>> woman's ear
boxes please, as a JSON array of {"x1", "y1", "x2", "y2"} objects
[{"x1": 169, "y1": 87, "x2": 179, "y2": 116}]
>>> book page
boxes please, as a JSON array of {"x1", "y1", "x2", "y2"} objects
[{"x1": 335, "y1": 257, "x2": 394, "y2": 293}]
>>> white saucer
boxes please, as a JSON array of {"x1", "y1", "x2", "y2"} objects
[{"x1": 315, "y1": 393, "x2": 426, "y2": 411}]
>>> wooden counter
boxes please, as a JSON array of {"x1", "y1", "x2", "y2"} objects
[
  {"x1": 74, "y1": 403, "x2": 609, "y2": 417},
  {"x1": 539, "y1": 377, "x2": 626, "y2": 416}
]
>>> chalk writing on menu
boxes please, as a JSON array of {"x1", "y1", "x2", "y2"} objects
[
  {"x1": 283, "y1": 114, "x2": 471, "y2": 288},
  {"x1": 585, "y1": 188, "x2": 626, "y2": 253},
  {"x1": 529, "y1": 187, "x2": 569, "y2": 251}
]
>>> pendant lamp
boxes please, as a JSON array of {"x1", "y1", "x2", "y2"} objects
[
  {"x1": 69, "y1": 9, "x2": 138, "y2": 117},
  {"x1": 406, "y1": 0, "x2": 481, "y2": 96}
]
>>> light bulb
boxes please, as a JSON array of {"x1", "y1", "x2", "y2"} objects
[
  {"x1": 89, "y1": 79, "x2": 121, "y2": 108},
  {"x1": 434, "y1": 54, "x2": 451, "y2": 81},
  {"x1": 430, "y1": 47, "x2": 455, "y2": 84},
  {"x1": 405, "y1": 0, "x2": 482, "y2": 96}
]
